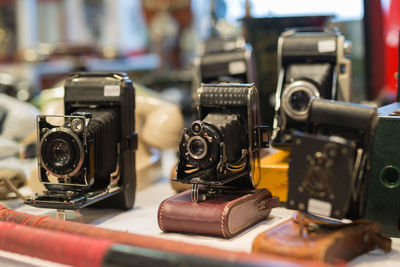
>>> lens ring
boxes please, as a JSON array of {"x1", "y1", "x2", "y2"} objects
[
  {"x1": 40, "y1": 127, "x2": 84, "y2": 178},
  {"x1": 187, "y1": 136, "x2": 208, "y2": 160},
  {"x1": 379, "y1": 165, "x2": 400, "y2": 189},
  {"x1": 281, "y1": 81, "x2": 320, "y2": 121}
]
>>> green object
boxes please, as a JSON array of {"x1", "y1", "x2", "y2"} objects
[{"x1": 365, "y1": 102, "x2": 400, "y2": 237}]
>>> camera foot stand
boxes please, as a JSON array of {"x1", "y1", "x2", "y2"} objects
[
  {"x1": 190, "y1": 184, "x2": 206, "y2": 202},
  {"x1": 57, "y1": 209, "x2": 65, "y2": 221}
]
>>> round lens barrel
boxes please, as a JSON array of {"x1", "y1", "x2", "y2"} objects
[
  {"x1": 189, "y1": 139, "x2": 205, "y2": 157},
  {"x1": 290, "y1": 90, "x2": 310, "y2": 112},
  {"x1": 46, "y1": 139, "x2": 72, "y2": 168}
]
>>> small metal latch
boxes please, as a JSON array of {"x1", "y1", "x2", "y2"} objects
[{"x1": 253, "y1": 126, "x2": 270, "y2": 148}]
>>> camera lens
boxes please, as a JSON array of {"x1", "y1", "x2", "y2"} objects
[
  {"x1": 46, "y1": 139, "x2": 72, "y2": 167},
  {"x1": 187, "y1": 136, "x2": 208, "y2": 160},
  {"x1": 180, "y1": 122, "x2": 220, "y2": 170},
  {"x1": 290, "y1": 90, "x2": 310, "y2": 112},
  {"x1": 190, "y1": 139, "x2": 205, "y2": 157},
  {"x1": 40, "y1": 128, "x2": 84, "y2": 177},
  {"x1": 281, "y1": 81, "x2": 320, "y2": 121}
]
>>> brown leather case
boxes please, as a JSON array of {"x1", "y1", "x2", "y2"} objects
[
  {"x1": 158, "y1": 189, "x2": 279, "y2": 238},
  {"x1": 252, "y1": 212, "x2": 391, "y2": 263}
]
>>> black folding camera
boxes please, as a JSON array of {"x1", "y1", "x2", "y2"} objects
[
  {"x1": 286, "y1": 99, "x2": 377, "y2": 220},
  {"x1": 176, "y1": 83, "x2": 269, "y2": 201},
  {"x1": 272, "y1": 27, "x2": 352, "y2": 148},
  {"x1": 192, "y1": 36, "x2": 255, "y2": 99},
  {"x1": 26, "y1": 72, "x2": 137, "y2": 210}
]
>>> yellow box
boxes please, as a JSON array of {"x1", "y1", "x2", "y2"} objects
[{"x1": 256, "y1": 149, "x2": 289, "y2": 202}]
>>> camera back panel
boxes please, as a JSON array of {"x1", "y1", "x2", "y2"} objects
[
  {"x1": 365, "y1": 102, "x2": 400, "y2": 237},
  {"x1": 287, "y1": 132, "x2": 356, "y2": 219},
  {"x1": 65, "y1": 72, "x2": 136, "y2": 208},
  {"x1": 287, "y1": 99, "x2": 377, "y2": 220}
]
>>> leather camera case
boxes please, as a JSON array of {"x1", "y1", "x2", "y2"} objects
[
  {"x1": 158, "y1": 189, "x2": 279, "y2": 238},
  {"x1": 252, "y1": 212, "x2": 391, "y2": 263}
]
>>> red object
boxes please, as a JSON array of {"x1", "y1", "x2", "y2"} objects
[
  {"x1": 0, "y1": 222, "x2": 112, "y2": 267},
  {"x1": 365, "y1": 0, "x2": 386, "y2": 99},
  {"x1": 0, "y1": 204, "x2": 335, "y2": 267},
  {"x1": 383, "y1": 0, "x2": 400, "y2": 94}
]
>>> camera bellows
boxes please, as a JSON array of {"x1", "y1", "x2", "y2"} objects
[
  {"x1": 77, "y1": 108, "x2": 119, "y2": 189},
  {"x1": 203, "y1": 111, "x2": 246, "y2": 163}
]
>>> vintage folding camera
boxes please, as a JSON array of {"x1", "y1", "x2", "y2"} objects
[
  {"x1": 192, "y1": 36, "x2": 255, "y2": 100},
  {"x1": 25, "y1": 72, "x2": 137, "y2": 210},
  {"x1": 286, "y1": 99, "x2": 377, "y2": 220},
  {"x1": 176, "y1": 83, "x2": 269, "y2": 201},
  {"x1": 272, "y1": 27, "x2": 352, "y2": 148}
]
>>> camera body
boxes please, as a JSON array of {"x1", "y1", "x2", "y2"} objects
[
  {"x1": 176, "y1": 83, "x2": 268, "y2": 191},
  {"x1": 272, "y1": 28, "x2": 352, "y2": 148},
  {"x1": 26, "y1": 72, "x2": 137, "y2": 210},
  {"x1": 192, "y1": 36, "x2": 255, "y2": 100},
  {"x1": 286, "y1": 99, "x2": 377, "y2": 220},
  {"x1": 364, "y1": 102, "x2": 400, "y2": 236}
]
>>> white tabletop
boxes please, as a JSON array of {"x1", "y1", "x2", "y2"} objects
[{"x1": 1, "y1": 152, "x2": 399, "y2": 266}]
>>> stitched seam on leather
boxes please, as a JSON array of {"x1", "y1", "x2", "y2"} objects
[
  {"x1": 158, "y1": 200, "x2": 167, "y2": 232},
  {"x1": 221, "y1": 202, "x2": 231, "y2": 238},
  {"x1": 220, "y1": 195, "x2": 252, "y2": 238}
]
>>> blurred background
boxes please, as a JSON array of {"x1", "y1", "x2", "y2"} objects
[
  {"x1": 0, "y1": 0, "x2": 398, "y2": 118},
  {"x1": 0, "y1": 0, "x2": 397, "y2": 202}
]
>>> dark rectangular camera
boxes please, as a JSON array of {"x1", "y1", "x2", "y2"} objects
[
  {"x1": 26, "y1": 72, "x2": 137, "y2": 210},
  {"x1": 364, "y1": 33, "x2": 400, "y2": 236},
  {"x1": 286, "y1": 99, "x2": 377, "y2": 220},
  {"x1": 176, "y1": 83, "x2": 268, "y2": 200},
  {"x1": 192, "y1": 36, "x2": 255, "y2": 99},
  {"x1": 364, "y1": 102, "x2": 400, "y2": 237},
  {"x1": 272, "y1": 27, "x2": 352, "y2": 148}
]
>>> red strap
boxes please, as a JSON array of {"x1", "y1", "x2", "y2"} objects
[{"x1": 0, "y1": 222, "x2": 112, "y2": 267}]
